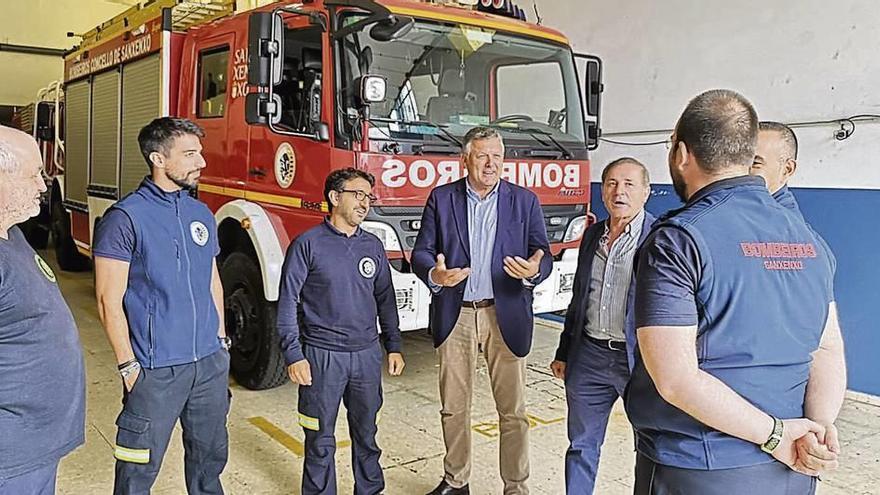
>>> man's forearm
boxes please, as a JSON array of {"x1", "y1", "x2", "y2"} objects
[
  {"x1": 663, "y1": 368, "x2": 775, "y2": 445},
  {"x1": 98, "y1": 302, "x2": 135, "y2": 365},
  {"x1": 211, "y1": 270, "x2": 226, "y2": 337},
  {"x1": 804, "y1": 344, "x2": 847, "y2": 425}
]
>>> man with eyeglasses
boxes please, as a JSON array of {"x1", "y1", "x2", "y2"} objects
[{"x1": 277, "y1": 167, "x2": 405, "y2": 495}]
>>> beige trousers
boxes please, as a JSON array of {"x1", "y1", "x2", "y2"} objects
[{"x1": 438, "y1": 306, "x2": 529, "y2": 495}]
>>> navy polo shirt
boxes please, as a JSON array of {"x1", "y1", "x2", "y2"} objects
[
  {"x1": 0, "y1": 227, "x2": 85, "y2": 478},
  {"x1": 625, "y1": 176, "x2": 836, "y2": 470},
  {"x1": 277, "y1": 219, "x2": 401, "y2": 365},
  {"x1": 93, "y1": 178, "x2": 221, "y2": 368}
]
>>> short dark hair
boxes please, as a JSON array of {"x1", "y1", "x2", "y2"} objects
[
  {"x1": 675, "y1": 89, "x2": 758, "y2": 172},
  {"x1": 601, "y1": 157, "x2": 650, "y2": 186},
  {"x1": 138, "y1": 117, "x2": 205, "y2": 168},
  {"x1": 462, "y1": 126, "x2": 503, "y2": 155},
  {"x1": 324, "y1": 167, "x2": 375, "y2": 212},
  {"x1": 759, "y1": 121, "x2": 798, "y2": 161}
]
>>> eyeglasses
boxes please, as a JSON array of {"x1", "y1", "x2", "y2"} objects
[
  {"x1": 339, "y1": 189, "x2": 378, "y2": 203},
  {"x1": 664, "y1": 138, "x2": 673, "y2": 150}
]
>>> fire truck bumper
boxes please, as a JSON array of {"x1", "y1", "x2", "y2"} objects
[
  {"x1": 532, "y1": 247, "x2": 578, "y2": 315},
  {"x1": 391, "y1": 268, "x2": 432, "y2": 332}
]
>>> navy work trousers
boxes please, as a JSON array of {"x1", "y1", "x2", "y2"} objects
[
  {"x1": 297, "y1": 344, "x2": 385, "y2": 495},
  {"x1": 113, "y1": 349, "x2": 230, "y2": 495},
  {"x1": 634, "y1": 453, "x2": 817, "y2": 494}
]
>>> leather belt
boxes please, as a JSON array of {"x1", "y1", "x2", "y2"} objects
[
  {"x1": 462, "y1": 298, "x2": 495, "y2": 309},
  {"x1": 587, "y1": 335, "x2": 626, "y2": 352}
]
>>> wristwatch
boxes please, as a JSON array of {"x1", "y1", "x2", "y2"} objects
[
  {"x1": 761, "y1": 416, "x2": 784, "y2": 454},
  {"x1": 220, "y1": 336, "x2": 232, "y2": 351}
]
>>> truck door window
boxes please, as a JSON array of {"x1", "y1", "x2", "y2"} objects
[
  {"x1": 496, "y1": 62, "x2": 565, "y2": 129},
  {"x1": 275, "y1": 26, "x2": 323, "y2": 133},
  {"x1": 198, "y1": 46, "x2": 230, "y2": 118}
]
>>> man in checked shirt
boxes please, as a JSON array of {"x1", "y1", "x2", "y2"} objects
[{"x1": 550, "y1": 157, "x2": 655, "y2": 494}]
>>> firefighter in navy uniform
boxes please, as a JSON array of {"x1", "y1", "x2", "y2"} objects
[
  {"x1": 277, "y1": 167, "x2": 405, "y2": 495},
  {"x1": 627, "y1": 90, "x2": 846, "y2": 494},
  {"x1": 93, "y1": 118, "x2": 230, "y2": 495}
]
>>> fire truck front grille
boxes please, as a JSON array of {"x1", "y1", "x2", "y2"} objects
[{"x1": 395, "y1": 288, "x2": 414, "y2": 312}]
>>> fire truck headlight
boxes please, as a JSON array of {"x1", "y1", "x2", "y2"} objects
[
  {"x1": 563, "y1": 216, "x2": 587, "y2": 243},
  {"x1": 361, "y1": 75, "x2": 387, "y2": 104},
  {"x1": 361, "y1": 221, "x2": 402, "y2": 251}
]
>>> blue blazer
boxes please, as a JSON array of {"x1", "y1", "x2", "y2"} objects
[
  {"x1": 412, "y1": 179, "x2": 553, "y2": 357},
  {"x1": 553, "y1": 211, "x2": 655, "y2": 371}
]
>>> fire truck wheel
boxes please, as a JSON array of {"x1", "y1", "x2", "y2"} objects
[
  {"x1": 21, "y1": 216, "x2": 50, "y2": 250},
  {"x1": 221, "y1": 252, "x2": 286, "y2": 390},
  {"x1": 51, "y1": 201, "x2": 91, "y2": 272}
]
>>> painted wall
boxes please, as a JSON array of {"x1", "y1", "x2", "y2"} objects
[
  {"x1": 536, "y1": 0, "x2": 880, "y2": 395},
  {"x1": 0, "y1": 0, "x2": 140, "y2": 105}
]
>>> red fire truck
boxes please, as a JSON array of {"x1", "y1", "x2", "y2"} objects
[
  {"x1": 60, "y1": 0, "x2": 604, "y2": 389},
  {"x1": 12, "y1": 82, "x2": 92, "y2": 271}
]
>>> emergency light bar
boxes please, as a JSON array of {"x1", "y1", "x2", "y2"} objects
[{"x1": 423, "y1": 0, "x2": 527, "y2": 21}]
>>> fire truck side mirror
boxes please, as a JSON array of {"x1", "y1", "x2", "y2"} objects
[
  {"x1": 245, "y1": 92, "x2": 283, "y2": 126},
  {"x1": 369, "y1": 15, "x2": 414, "y2": 42},
  {"x1": 315, "y1": 123, "x2": 330, "y2": 142},
  {"x1": 360, "y1": 75, "x2": 387, "y2": 104},
  {"x1": 35, "y1": 102, "x2": 54, "y2": 141},
  {"x1": 576, "y1": 53, "x2": 604, "y2": 150},
  {"x1": 248, "y1": 12, "x2": 284, "y2": 87}
]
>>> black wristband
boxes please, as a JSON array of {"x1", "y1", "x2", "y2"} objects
[{"x1": 117, "y1": 358, "x2": 138, "y2": 371}]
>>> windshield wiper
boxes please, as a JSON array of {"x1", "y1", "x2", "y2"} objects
[
  {"x1": 488, "y1": 124, "x2": 573, "y2": 159},
  {"x1": 370, "y1": 117, "x2": 462, "y2": 151}
]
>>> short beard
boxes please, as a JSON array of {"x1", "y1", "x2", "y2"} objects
[
  {"x1": 671, "y1": 170, "x2": 688, "y2": 203},
  {"x1": 169, "y1": 174, "x2": 196, "y2": 190}
]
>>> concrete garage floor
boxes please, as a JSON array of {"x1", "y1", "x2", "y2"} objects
[{"x1": 45, "y1": 250, "x2": 880, "y2": 495}]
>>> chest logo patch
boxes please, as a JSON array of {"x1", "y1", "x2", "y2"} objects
[
  {"x1": 190, "y1": 221, "x2": 210, "y2": 247},
  {"x1": 34, "y1": 254, "x2": 56, "y2": 283},
  {"x1": 358, "y1": 257, "x2": 376, "y2": 279}
]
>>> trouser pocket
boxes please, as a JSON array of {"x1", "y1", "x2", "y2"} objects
[{"x1": 114, "y1": 410, "x2": 152, "y2": 464}]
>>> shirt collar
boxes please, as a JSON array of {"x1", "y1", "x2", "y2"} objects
[
  {"x1": 140, "y1": 176, "x2": 189, "y2": 205},
  {"x1": 323, "y1": 217, "x2": 362, "y2": 237},
  {"x1": 686, "y1": 175, "x2": 765, "y2": 205},
  {"x1": 604, "y1": 208, "x2": 646, "y2": 237},
  {"x1": 465, "y1": 178, "x2": 500, "y2": 202}
]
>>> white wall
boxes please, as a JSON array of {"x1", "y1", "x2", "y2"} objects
[
  {"x1": 0, "y1": 0, "x2": 141, "y2": 105},
  {"x1": 536, "y1": 0, "x2": 880, "y2": 190}
]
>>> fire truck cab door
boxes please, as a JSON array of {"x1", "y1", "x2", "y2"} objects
[
  {"x1": 189, "y1": 32, "x2": 241, "y2": 188},
  {"x1": 246, "y1": 17, "x2": 332, "y2": 218}
]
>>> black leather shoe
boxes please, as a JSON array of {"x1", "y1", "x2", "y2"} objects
[{"x1": 426, "y1": 479, "x2": 470, "y2": 495}]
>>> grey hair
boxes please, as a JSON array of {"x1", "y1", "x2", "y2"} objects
[
  {"x1": 602, "y1": 157, "x2": 651, "y2": 186},
  {"x1": 0, "y1": 141, "x2": 19, "y2": 175},
  {"x1": 759, "y1": 121, "x2": 798, "y2": 161},
  {"x1": 462, "y1": 126, "x2": 503, "y2": 156},
  {"x1": 675, "y1": 89, "x2": 758, "y2": 172}
]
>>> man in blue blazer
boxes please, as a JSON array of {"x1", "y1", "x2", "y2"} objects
[
  {"x1": 413, "y1": 126, "x2": 552, "y2": 495},
  {"x1": 550, "y1": 158, "x2": 654, "y2": 494}
]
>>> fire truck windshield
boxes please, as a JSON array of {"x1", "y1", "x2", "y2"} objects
[{"x1": 337, "y1": 16, "x2": 586, "y2": 152}]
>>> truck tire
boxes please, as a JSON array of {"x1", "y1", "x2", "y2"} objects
[
  {"x1": 21, "y1": 215, "x2": 50, "y2": 249},
  {"x1": 221, "y1": 252, "x2": 286, "y2": 390},
  {"x1": 51, "y1": 201, "x2": 90, "y2": 271}
]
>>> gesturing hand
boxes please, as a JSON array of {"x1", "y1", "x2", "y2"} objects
[
  {"x1": 430, "y1": 253, "x2": 470, "y2": 287},
  {"x1": 503, "y1": 249, "x2": 544, "y2": 280}
]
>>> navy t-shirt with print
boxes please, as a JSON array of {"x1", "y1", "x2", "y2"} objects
[{"x1": 0, "y1": 227, "x2": 85, "y2": 479}]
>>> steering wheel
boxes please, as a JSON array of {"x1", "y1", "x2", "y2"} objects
[{"x1": 490, "y1": 114, "x2": 534, "y2": 125}]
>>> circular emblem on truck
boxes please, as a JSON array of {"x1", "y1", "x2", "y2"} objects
[
  {"x1": 358, "y1": 257, "x2": 376, "y2": 279},
  {"x1": 190, "y1": 221, "x2": 210, "y2": 247},
  {"x1": 275, "y1": 142, "x2": 297, "y2": 189},
  {"x1": 34, "y1": 254, "x2": 57, "y2": 283}
]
